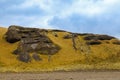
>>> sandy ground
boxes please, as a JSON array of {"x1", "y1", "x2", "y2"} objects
[{"x1": 0, "y1": 71, "x2": 120, "y2": 80}]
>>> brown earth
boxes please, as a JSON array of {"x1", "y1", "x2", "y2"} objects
[{"x1": 0, "y1": 71, "x2": 120, "y2": 80}]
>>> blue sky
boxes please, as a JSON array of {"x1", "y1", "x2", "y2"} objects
[{"x1": 0, "y1": 0, "x2": 120, "y2": 38}]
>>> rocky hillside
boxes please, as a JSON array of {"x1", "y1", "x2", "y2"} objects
[
  {"x1": 0, "y1": 25, "x2": 120, "y2": 72},
  {"x1": 5, "y1": 25, "x2": 60, "y2": 62}
]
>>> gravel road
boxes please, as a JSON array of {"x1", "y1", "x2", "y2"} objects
[{"x1": 0, "y1": 71, "x2": 120, "y2": 80}]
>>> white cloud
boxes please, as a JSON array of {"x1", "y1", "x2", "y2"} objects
[
  {"x1": 14, "y1": 0, "x2": 54, "y2": 12},
  {"x1": 28, "y1": 16, "x2": 59, "y2": 29},
  {"x1": 16, "y1": 0, "x2": 120, "y2": 18},
  {"x1": 1, "y1": 0, "x2": 120, "y2": 38},
  {"x1": 59, "y1": 0, "x2": 120, "y2": 18},
  {"x1": 0, "y1": 14, "x2": 58, "y2": 29}
]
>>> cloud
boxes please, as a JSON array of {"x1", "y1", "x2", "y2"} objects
[
  {"x1": 16, "y1": 0, "x2": 119, "y2": 17},
  {"x1": 57, "y1": 0, "x2": 120, "y2": 18},
  {"x1": 0, "y1": 0, "x2": 120, "y2": 38}
]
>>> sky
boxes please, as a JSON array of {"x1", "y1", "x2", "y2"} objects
[{"x1": 0, "y1": 0, "x2": 120, "y2": 38}]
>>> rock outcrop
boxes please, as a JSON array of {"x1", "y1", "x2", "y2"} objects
[
  {"x1": 5, "y1": 25, "x2": 48, "y2": 43},
  {"x1": 84, "y1": 34, "x2": 115, "y2": 41},
  {"x1": 86, "y1": 40, "x2": 102, "y2": 45},
  {"x1": 5, "y1": 25, "x2": 60, "y2": 62},
  {"x1": 112, "y1": 39, "x2": 120, "y2": 45},
  {"x1": 4, "y1": 25, "x2": 117, "y2": 63}
]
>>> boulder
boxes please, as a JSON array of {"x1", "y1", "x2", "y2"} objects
[
  {"x1": 63, "y1": 34, "x2": 72, "y2": 39},
  {"x1": 5, "y1": 25, "x2": 60, "y2": 62},
  {"x1": 51, "y1": 29, "x2": 66, "y2": 32},
  {"x1": 86, "y1": 40, "x2": 102, "y2": 45},
  {"x1": 52, "y1": 32, "x2": 58, "y2": 37},
  {"x1": 112, "y1": 39, "x2": 120, "y2": 45},
  {"x1": 5, "y1": 25, "x2": 48, "y2": 43},
  {"x1": 32, "y1": 53, "x2": 42, "y2": 61},
  {"x1": 17, "y1": 52, "x2": 31, "y2": 63},
  {"x1": 84, "y1": 34, "x2": 115, "y2": 41}
]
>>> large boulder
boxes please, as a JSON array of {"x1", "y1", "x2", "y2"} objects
[
  {"x1": 5, "y1": 25, "x2": 48, "y2": 43},
  {"x1": 63, "y1": 34, "x2": 72, "y2": 39},
  {"x1": 112, "y1": 39, "x2": 120, "y2": 45},
  {"x1": 5, "y1": 25, "x2": 60, "y2": 62},
  {"x1": 63, "y1": 33, "x2": 78, "y2": 39},
  {"x1": 86, "y1": 40, "x2": 102, "y2": 45},
  {"x1": 84, "y1": 34, "x2": 115, "y2": 41},
  {"x1": 32, "y1": 53, "x2": 42, "y2": 61},
  {"x1": 17, "y1": 52, "x2": 31, "y2": 63}
]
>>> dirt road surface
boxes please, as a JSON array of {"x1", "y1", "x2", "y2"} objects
[{"x1": 0, "y1": 71, "x2": 120, "y2": 80}]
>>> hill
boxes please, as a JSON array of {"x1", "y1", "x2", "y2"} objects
[{"x1": 0, "y1": 25, "x2": 120, "y2": 72}]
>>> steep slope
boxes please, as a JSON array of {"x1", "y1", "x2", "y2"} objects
[{"x1": 0, "y1": 26, "x2": 120, "y2": 72}]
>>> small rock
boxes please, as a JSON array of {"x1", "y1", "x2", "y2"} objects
[{"x1": 32, "y1": 53, "x2": 42, "y2": 61}]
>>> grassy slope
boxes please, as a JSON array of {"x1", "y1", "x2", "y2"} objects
[{"x1": 0, "y1": 27, "x2": 120, "y2": 72}]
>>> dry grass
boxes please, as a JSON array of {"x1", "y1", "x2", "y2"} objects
[{"x1": 0, "y1": 27, "x2": 120, "y2": 72}]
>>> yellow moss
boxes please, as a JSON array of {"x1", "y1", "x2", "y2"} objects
[{"x1": 0, "y1": 27, "x2": 120, "y2": 72}]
